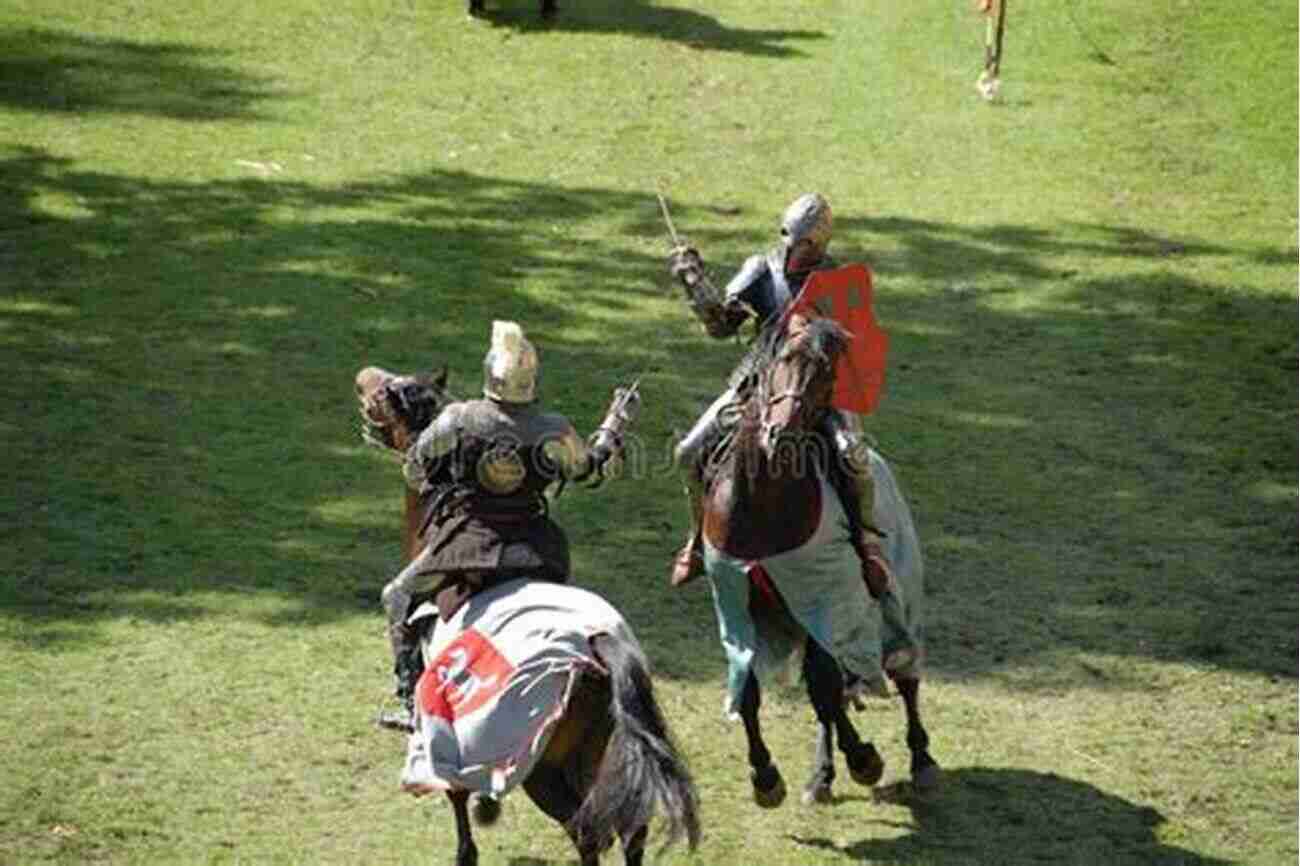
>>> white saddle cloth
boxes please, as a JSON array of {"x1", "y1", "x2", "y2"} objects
[{"x1": 400, "y1": 579, "x2": 631, "y2": 797}]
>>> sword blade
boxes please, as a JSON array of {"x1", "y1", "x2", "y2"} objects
[{"x1": 656, "y1": 191, "x2": 682, "y2": 248}]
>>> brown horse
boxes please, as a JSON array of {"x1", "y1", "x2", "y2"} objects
[
  {"x1": 355, "y1": 365, "x2": 699, "y2": 866},
  {"x1": 698, "y1": 314, "x2": 939, "y2": 807}
]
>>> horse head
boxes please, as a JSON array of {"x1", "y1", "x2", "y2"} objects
[
  {"x1": 757, "y1": 313, "x2": 850, "y2": 457},
  {"x1": 354, "y1": 365, "x2": 452, "y2": 453}
]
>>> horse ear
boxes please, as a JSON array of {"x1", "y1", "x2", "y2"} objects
[{"x1": 434, "y1": 364, "x2": 449, "y2": 391}]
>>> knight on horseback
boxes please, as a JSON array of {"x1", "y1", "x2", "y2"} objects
[
  {"x1": 379, "y1": 320, "x2": 638, "y2": 731},
  {"x1": 666, "y1": 192, "x2": 917, "y2": 667}
]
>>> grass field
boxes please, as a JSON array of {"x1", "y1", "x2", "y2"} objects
[{"x1": 1, "y1": 1, "x2": 1296, "y2": 864}]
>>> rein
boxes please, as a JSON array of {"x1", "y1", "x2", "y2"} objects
[
  {"x1": 758, "y1": 347, "x2": 823, "y2": 439},
  {"x1": 764, "y1": 389, "x2": 806, "y2": 408},
  {"x1": 703, "y1": 319, "x2": 838, "y2": 490}
]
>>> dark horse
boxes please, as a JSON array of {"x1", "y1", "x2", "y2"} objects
[
  {"x1": 699, "y1": 313, "x2": 940, "y2": 807},
  {"x1": 355, "y1": 366, "x2": 699, "y2": 866}
]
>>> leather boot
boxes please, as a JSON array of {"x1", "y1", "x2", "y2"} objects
[
  {"x1": 861, "y1": 543, "x2": 918, "y2": 672},
  {"x1": 877, "y1": 589, "x2": 918, "y2": 673},
  {"x1": 828, "y1": 420, "x2": 920, "y2": 671},
  {"x1": 377, "y1": 620, "x2": 423, "y2": 732}
]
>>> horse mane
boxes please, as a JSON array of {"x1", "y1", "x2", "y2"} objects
[
  {"x1": 774, "y1": 315, "x2": 850, "y2": 367},
  {"x1": 389, "y1": 371, "x2": 452, "y2": 438},
  {"x1": 358, "y1": 365, "x2": 455, "y2": 452}
]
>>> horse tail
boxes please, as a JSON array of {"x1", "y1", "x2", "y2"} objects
[{"x1": 571, "y1": 631, "x2": 701, "y2": 855}]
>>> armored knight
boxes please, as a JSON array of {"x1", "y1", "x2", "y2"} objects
[
  {"x1": 667, "y1": 193, "x2": 916, "y2": 665},
  {"x1": 379, "y1": 321, "x2": 637, "y2": 730}
]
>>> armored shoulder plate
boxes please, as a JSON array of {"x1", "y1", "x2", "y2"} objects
[
  {"x1": 424, "y1": 402, "x2": 468, "y2": 456},
  {"x1": 764, "y1": 248, "x2": 794, "y2": 315},
  {"x1": 403, "y1": 402, "x2": 466, "y2": 490},
  {"x1": 723, "y1": 254, "x2": 772, "y2": 308}
]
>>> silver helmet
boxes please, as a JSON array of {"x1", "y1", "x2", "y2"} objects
[
  {"x1": 482, "y1": 320, "x2": 539, "y2": 403},
  {"x1": 779, "y1": 193, "x2": 833, "y2": 261}
]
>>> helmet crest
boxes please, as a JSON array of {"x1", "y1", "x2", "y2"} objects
[{"x1": 482, "y1": 320, "x2": 539, "y2": 403}]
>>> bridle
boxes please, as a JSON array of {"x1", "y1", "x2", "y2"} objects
[
  {"x1": 763, "y1": 387, "x2": 810, "y2": 420},
  {"x1": 359, "y1": 387, "x2": 403, "y2": 451},
  {"x1": 358, "y1": 372, "x2": 454, "y2": 454},
  {"x1": 758, "y1": 341, "x2": 828, "y2": 448}
]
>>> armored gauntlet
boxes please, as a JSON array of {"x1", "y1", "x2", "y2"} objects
[
  {"x1": 588, "y1": 381, "x2": 641, "y2": 476},
  {"x1": 668, "y1": 246, "x2": 733, "y2": 336}
]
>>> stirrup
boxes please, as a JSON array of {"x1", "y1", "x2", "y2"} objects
[
  {"x1": 377, "y1": 705, "x2": 415, "y2": 733},
  {"x1": 669, "y1": 545, "x2": 705, "y2": 587}
]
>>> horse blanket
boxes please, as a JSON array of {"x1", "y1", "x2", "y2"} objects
[
  {"x1": 703, "y1": 449, "x2": 924, "y2": 717},
  {"x1": 400, "y1": 578, "x2": 631, "y2": 796}
]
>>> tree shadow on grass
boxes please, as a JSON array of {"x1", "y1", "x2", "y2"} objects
[
  {"x1": 790, "y1": 767, "x2": 1234, "y2": 866},
  {"x1": 0, "y1": 144, "x2": 718, "y2": 650},
  {"x1": 469, "y1": 0, "x2": 826, "y2": 58},
  {"x1": 0, "y1": 27, "x2": 281, "y2": 120},
  {"x1": 0, "y1": 149, "x2": 1294, "y2": 691},
  {"x1": 832, "y1": 213, "x2": 1298, "y2": 683}
]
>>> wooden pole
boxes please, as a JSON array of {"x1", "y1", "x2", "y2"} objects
[{"x1": 991, "y1": 0, "x2": 1008, "y2": 76}]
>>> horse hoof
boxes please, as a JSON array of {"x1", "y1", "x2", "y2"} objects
[
  {"x1": 471, "y1": 794, "x2": 502, "y2": 826},
  {"x1": 912, "y1": 762, "x2": 942, "y2": 792},
  {"x1": 848, "y1": 744, "x2": 884, "y2": 787},
  {"x1": 801, "y1": 783, "x2": 833, "y2": 806},
  {"x1": 751, "y1": 764, "x2": 786, "y2": 808}
]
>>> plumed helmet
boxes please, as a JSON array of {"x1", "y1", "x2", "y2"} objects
[
  {"x1": 780, "y1": 193, "x2": 833, "y2": 258},
  {"x1": 482, "y1": 320, "x2": 539, "y2": 403}
]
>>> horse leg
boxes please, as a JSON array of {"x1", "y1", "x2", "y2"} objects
[
  {"x1": 523, "y1": 763, "x2": 602, "y2": 866},
  {"x1": 834, "y1": 702, "x2": 883, "y2": 787},
  {"x1": 447, "y1": 790, "x2": 478, "y2": 866},
  {"x1": 540, "y1": 0, "x2": 557, "y2": 18},
  {"x1": 800, "y1": 639, "x2": 838, "y2": 804},
  {"x1": 619, "y1": 826, "x2": 648, "y2": 866},
  {"x1": 738, "y1": 671, "x2": 786, "y2": 807},
  {"x1": 804, "y1": 638, "x2": 884, "y2": 795},
  {"x1": 895, "y1": 675, "x2": 940, "y2": 790},
  {"x1": 470, "y1": 793, "x2": 501, "y2": 826},
  {"x1": 467, "y1": 0, "x2": 485, "y2": 17}
]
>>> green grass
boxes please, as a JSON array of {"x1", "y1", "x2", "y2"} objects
[{"x1": 1, "y1": 0, "x2": 1296, "y2": 864}]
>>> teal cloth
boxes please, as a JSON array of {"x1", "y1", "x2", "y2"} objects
[{"x1": 703, "y1": 450, "x2": 924, "y2": 716}]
